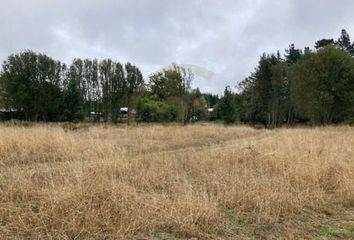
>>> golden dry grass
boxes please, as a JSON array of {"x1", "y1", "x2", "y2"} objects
[{"x1": 0, "y1": 123, "x2": 354, "y2": 239}]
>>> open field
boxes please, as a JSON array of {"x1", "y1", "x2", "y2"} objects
[{"x1": 0, "y1": 123, "x2": 354, "y2": 239}]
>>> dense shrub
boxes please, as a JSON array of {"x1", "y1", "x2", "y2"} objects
[{"x1": 137, "y1": 97, "x2": 178, "y2": 122}]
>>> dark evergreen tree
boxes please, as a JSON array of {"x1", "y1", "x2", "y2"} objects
[
  {"x1": 125, "y1": 63, "x2": 144, "y2": 125},
  {"x1": 99, "y1": 59, "x2": 113, "y2": 122},
  {"x1": 336, "y1": 29, "x2": 352, "y2": 52},
  {"x1": 315, "y1": 39, "x2": 335, "y2": 49},
  {"x1": 220, "y1": 86, "x2": 237, "y2": 124},
  {"x1": 111, "y1": 62, "x2": 126, "y2": 123},
  {"x1": 285, "y1": 44, "x2": 303, "y2": 65},
  {"x1": 62, "y1": 73, "x2": 84, "y2": 122}
]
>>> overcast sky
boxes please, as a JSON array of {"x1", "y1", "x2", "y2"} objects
[{"x1": 1, "y1": 0, "x2": 354, "y2": 94}]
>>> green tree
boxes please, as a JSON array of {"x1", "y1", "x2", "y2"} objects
[
  {"x1": 219, "y1": 86, "x2": 237, "y2": 124},
  {"x1": 290, "y1": 45, "x2": 354, "y2": 124},
  {"x1": 99, "y1": 59, "x2": 113, "y2": 122},
  {"x1": 315, "y1": 39, "x2": 335, "y2": 49},
  {"x1": 251, "y1": 54, "x2": 280, "y2": 125},
  {"x1": 269, "y1": 62, "x2": 289, "y2": 127},
  {"x1": 336, "y1": 29, "x2": 354, "y2": 55},
  {"x1": 137, "y1": 97, "x2": 178, "y2": 122},
  {"x1": 1, "y1": 51, "x2": 36, "y2": 120},
  {"x1": 1, "y1": 50, "x2": 63, "y2": 121},
  {"x1": 62, "y1": 72, "x2": 84, "y2": 122},
  {"x1": 125, "y1": 63, "x2": 144, "y2": 125},
  {"x1": 238, "y1": 53, "x2": 292, "y2": 126},
  {"x1": 149, "y1": 64, "x2": 193, "y2": 124},
  {"x1": 285, "y1": 44, "x2": 303, "y2": 65},
  {"x1": 82, "y1": 59, "x2": 100, "y2": 120},
  {"x1": 111, "y1": 62, "x2": 126, "y2": 123}
]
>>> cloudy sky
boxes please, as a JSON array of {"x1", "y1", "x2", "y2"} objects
[{"x1": 1, "y1": 0, "x2": 354, "y2": 94}]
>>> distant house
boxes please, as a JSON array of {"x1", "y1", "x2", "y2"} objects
[
  {"x1": 120, "y1": 107, "x2": 136, "y2": 115},
  {"x1": 120, "y1": 107, "x2": 128, "y2": 115}
]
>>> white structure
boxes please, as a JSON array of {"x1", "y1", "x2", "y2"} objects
[{"x1": 120, "y1": 107, "x2": 128, "y2": 114}]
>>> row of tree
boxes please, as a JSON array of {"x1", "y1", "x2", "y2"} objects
[
  {"x1": 0, "y1": 52, "x2": 146, "y2": 123},
  {"x1": 221, "y1": 29, "x2": 354, "y2": 126},
  {"x1": 1, "y1": 29, "x2": 354, "y2": 126},
  {"x1": 0, "y1": 52, "x2": 219, "y2": 123}
]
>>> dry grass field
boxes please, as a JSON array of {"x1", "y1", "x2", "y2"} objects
[{"x1": 0, "y1": 123, "x2": 354, "y2": 239}]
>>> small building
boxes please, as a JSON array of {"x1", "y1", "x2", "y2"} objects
[{"x1": 120, "y1": 107, "x2": 128, "y2": 115}]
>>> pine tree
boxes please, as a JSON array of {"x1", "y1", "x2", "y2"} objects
[
  {"x1": 220, "y1": 86, "x2": 237, "y2": 124},
  {"x1": 336, "y1": 29, "x2": 354, "y2": 55},
  {"x1": 125, "y1": 63, "x2": 144, "y2": 125},
  {"x1": 62, "y1": 74, "x2": 84, "y2": 122}
]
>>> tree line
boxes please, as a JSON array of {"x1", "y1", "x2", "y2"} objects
[
  {"x1": 221, "y1": 29, "x2": 354, "y2": 126},
  {"x1": 0, "y1": 52, "x2": 219, "y2": 123},
  {"x1": 1, "y1": 29, "x2": 354, "y2": 126},
  {"x1": 0, "y1": 53, "x2": 148, "y2": 123}
]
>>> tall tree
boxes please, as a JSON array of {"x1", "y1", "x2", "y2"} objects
[
  {"x1": 1, "y1": 51, "x2": 38, "y2": 120},
  {"x1": 1, "y1": 50, "x2": 63, "y2": 121},
  {"x1": 219, "y1": 86, "x2": 237, "y2": 124},
  {"x1": 252, "y1": 54, "x2": 278, "y2": 124},
  {"x1": 82, "y1": 59, "x2": 98, "y2": 119},
  {"x1": 284, "y1": 44, "x2": 303, "y2": 65},
  {"x1": 111, "y1": 62, "x2": 126, "y2": 123},
  {"x1": 335, "y1": 29, "x2": 354, "y2": 56},
  {"x1": 36, "y1": 53, "x2": 63, "y2": 121},
  {"x1": 238, "y1": 53, "x2": 291, "y2": 126},
  {"x1": 290, "y1": 45, "x2": 354, "y2": 124},
  {"x1": 62, "y1": 70, "x2": 84, "y2": 122},
  {"x1": 270, "y1": 62, "x2": 288, "y2": 127},
  {"x1": 149, "y1": 64, "x2": 193, "y2": 124},
  {"x1": 125, "y1": 63, "x2": 144, "y2": 125},
  {"x1": 99, "y1": 59, "x2": 113, "y2": 122}
]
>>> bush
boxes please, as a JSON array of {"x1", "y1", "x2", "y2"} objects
[{"x1": 137, "y1": 98, "x2": 178, "y2": 122}]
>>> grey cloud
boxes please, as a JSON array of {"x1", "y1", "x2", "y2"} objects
[{"x1": 1, "y1": 0, "x2": 354, "y2": 94}]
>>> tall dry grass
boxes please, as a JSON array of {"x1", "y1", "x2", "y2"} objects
[{"x1": 0, "y1": 124, "x2": 353, "y2": 239}]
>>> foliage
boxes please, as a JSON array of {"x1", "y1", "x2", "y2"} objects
[
  {"x1": 148, "y1": 64, "x2": 194, "y2": 124},
  {"x1": 0, "y1": 50, "x2": 64, "y2": 121},
  {"x1": 0, "y1": 53, "x2": 138, "y2": 123},
  {"x1": 238, "y1": 29, "x2": 354, "y2": 126},
  {"x1": 2, "y1": 29, "x2": 354, "y2": 126},
  {"x1": 191, "y1": 94, "x2": 208, "y2": 121},
  {"x1": 137, "y1": 97, "x2": 178, "y2": 122},
  {"x1": 290, "y1": 45, "x2": 354, "y2": 124},
  {"x1": 219, "y1": 86, "x2": 238, "y2": 124},
  {"x1": 125, "y1": 62, "x2": 144, "y2": 125},
  {"x1": 62, "y1": 75, "x2": 84, "y2": 122}
]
